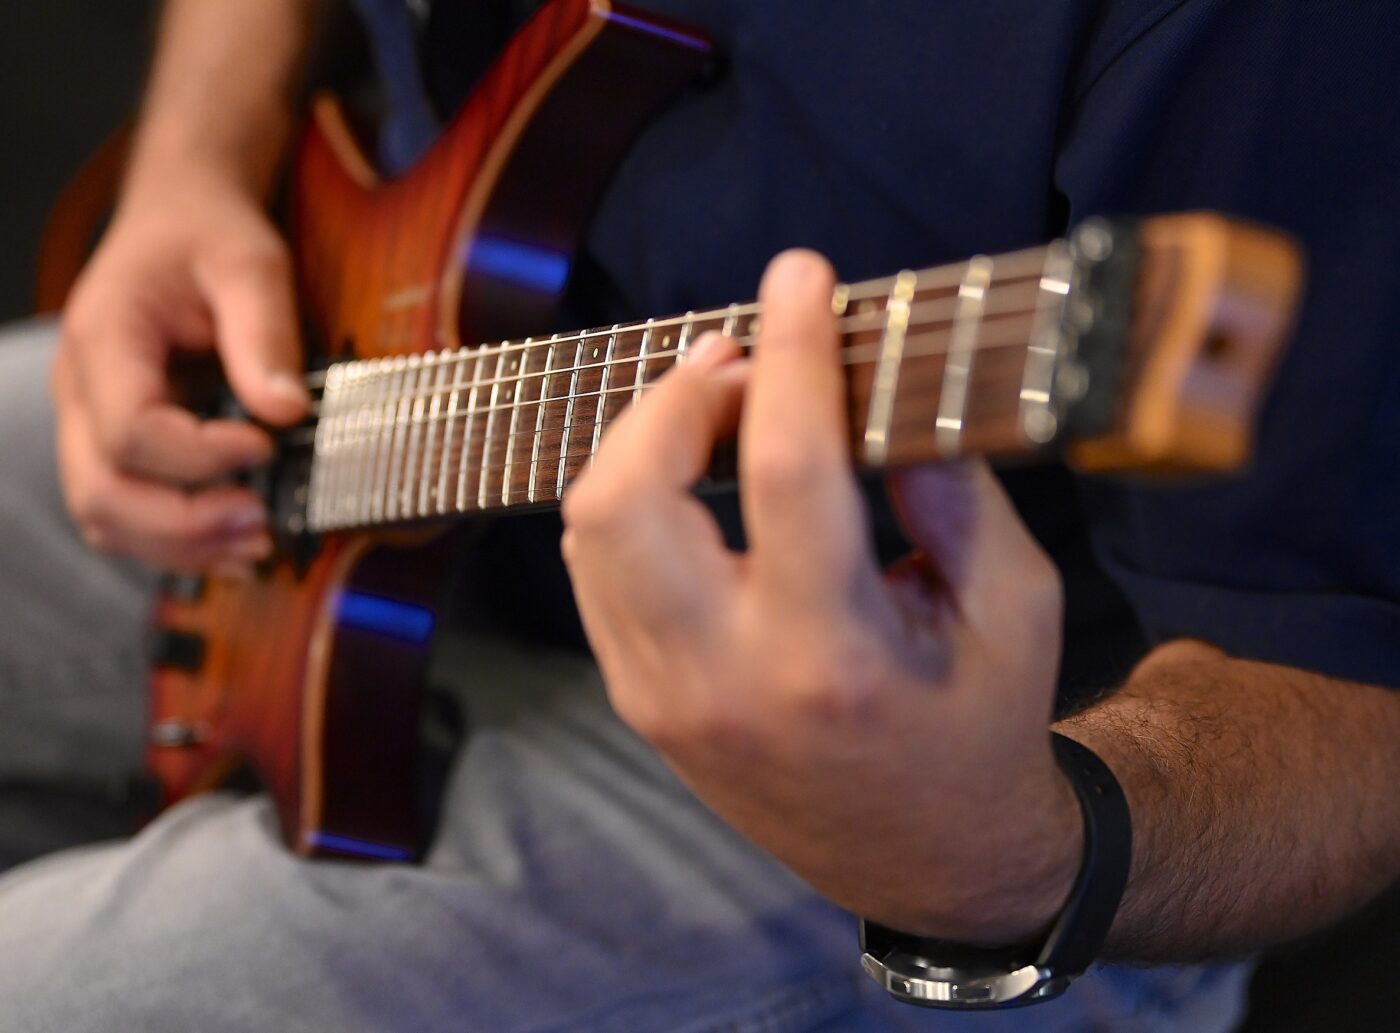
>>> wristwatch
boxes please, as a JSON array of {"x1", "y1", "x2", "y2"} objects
[{"x1": 859, "y1": 733, "x2": 1132, "y2": 1009}]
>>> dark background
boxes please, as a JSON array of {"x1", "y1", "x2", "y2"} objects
[
  {"x1": 0, "y1": 3, "x2": 1394, "y2": 1029},
  {"x1": 0, "y1": 1, "x2": 154, "y2": 323}
]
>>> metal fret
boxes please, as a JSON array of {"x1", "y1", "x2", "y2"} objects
[
  {"x1": 476, "y1": 346, "x2": 509, "y2": 510},
  {"x1": 385, "y1": 355, "x2": 422, "y2": 522},
  {"x1": 417, "y1": 351, "x2": 451, "y2": 514},
  {"x1": 631, "y1": 319, "x2": 654, "y2": 406},
  {"x1": 401, "y1": 352, "x2": 435, "y2": 519},
  {"x1": 721, "y1": 303, "x2": 740, "y2": 337},
  {"x1": 346, "y1": 361, "x2": 383, "y2": 528},
  {"x1": 556, "y1": 332, "x2": 587, "y2": 498},
  {"x1": 320, "y1": 364, "x2": 353, "y2": 528},
  {"x1": 454, "y1": 350, "x2": 489, "y2": 512},
  {"x1": 308, "y1": 362, "x2": 345, "y2": 530},
  {"x1": 331, "y1": 364, "x2": 365, "y2": 528},
  {"x1": 674, "y1": 311, "x2": 696, "y2": 363},
  {"x1": 1018, "y1": 241, "x2": 1075, "y2": 444},
  {"x1": 501, "y1": 340, "x2": 533, "y2": 506},
  {"x1": 435, "y1": 351, "x2": 468, "y2": 514},
  {"x1": 371, "y1": 357, "x2": 408, "y2": 523},
  {"x1": 528, "y1": 335, "x2": 560, "y2": 503},
  {"x1": 864, "y1": 270, "x2": 918, "y2": 464},
  {"x1": 589, "y1": 325, "x2": 620, "y2": 463},
  {"x1": 935, "y1": 257, "x2": 995, "y2": 457},
  {"x1": 350, "y1": 361, "x2": 389, "y2": 523}
]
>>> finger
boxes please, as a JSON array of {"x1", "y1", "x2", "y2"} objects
[
  {"x1": 562, "y1": 333, "x2": 744, "y2": 637},
  {"x1": 55, "y1": 388, "x2": 273, "y2": 571},
  {"x1": 195, "y1": 244, "x2": 311, "y2": 426},
  {"x1": 68, "y1": 309, "x2": 274, "y2": 484},
  {"x1": 740, "y1": 250, "x2": 874, "y2": 592}
]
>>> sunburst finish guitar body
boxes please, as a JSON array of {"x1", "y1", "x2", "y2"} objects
[
  {"x1": 148, "y1": 0, "x2": 713, "y2": 861},
  {"x1": 146, "y1": 0, "x2": 1304, "y2": 865}
]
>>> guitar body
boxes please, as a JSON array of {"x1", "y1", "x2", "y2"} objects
[{"x1": 148, "y1": 0, "x2": 711, "y2": 860}]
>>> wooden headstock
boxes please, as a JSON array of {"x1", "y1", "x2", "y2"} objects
[{"x1": 1069, "y1": 213, "x2": 1304, "y2": 475}]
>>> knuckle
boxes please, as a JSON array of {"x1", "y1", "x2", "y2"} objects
[
  {"x1": 779, "y1": 638, "x2": 886, "y2": 727},
  {"x1": 560, "y1": 477, "x2": 626, "y2": 537}
]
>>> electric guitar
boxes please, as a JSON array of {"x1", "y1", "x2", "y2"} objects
[{"x1": 146, "y1": 0, "x2": 1303, "y2": 863}]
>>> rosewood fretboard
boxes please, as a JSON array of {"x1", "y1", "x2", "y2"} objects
[{"x1": 305, "y1": 240, "x2": 1083, "y2": 533}]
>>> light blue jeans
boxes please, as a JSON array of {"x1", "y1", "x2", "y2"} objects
[{"x1": 0, "y1": 322, "x2": 1249, "y2": 1032}]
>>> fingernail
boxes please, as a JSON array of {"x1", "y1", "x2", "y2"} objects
[
  {"x1": 268, "y1": 372, "x2": 310, "y2": 407},
  {"x1": 224, "y1": 505, "x2": 267, "y2": 534}
]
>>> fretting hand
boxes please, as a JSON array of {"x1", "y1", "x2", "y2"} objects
[{"x1": 563, "y1": 250, "x2": 1081, "y2": 942}]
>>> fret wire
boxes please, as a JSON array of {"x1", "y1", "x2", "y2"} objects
[
  {"x1": 418, "y1": 351, "x2": 451, "y2": 514},
  {"x1": 291, "y1": 329, "x2": 1045, "y2": 462},
  {"x1": 317, "y1": 364, "x2": 346, "y2": 527},
  {"x1": 528, "y1": 335, "x2": 560, "y2": 503},
  {"x1": 402, "y1": 353, "x2": 435, "y2": 519},
  {"x1": 935, "y1": 256, "x2": 995, "y2": 457},
  {"x1": 337, "y1": 363, "x2": 370, "y2": 528},
  {"x1": 388, "y1": 356, "x2": 423, "y2": 521},
  {"x1": 447, "y1": 374, "x2": 1049, "y2": 494},
  {"x1": 557, "y1": 332, "x2": 587, "y2": 499},
  {"x1": 324, "y1": 324, "x2": 1041, "y2": 447},
  {"x1": 368, "y1": 358, "x2": 404, "y2": 523},
  {"x1": 500, "y1": 339, "x2": 532, "y2": 507},
  {"x1": 631, "y1": 318, "x2": 654, "y2": 406},
  {"x1": 864, "y1": 269, "x2": 918, "y2": 464},
  {"x1": 1019, "y1": 241, "x2": 1075, "y2": 444},
  {"x1": 307, "y1": 362, "x2": 344, "y2": 528},
  {"x1": 453, "y1": 350, "x2": 489, "y2": 512},
  {"x1": 675, "y1": 311, "x2": 696, "y2": 364},
  {"x1": 307, "y1": 288, "x2": 1046, "y2": 417},
  {"x1": 589, "y1": 325, "x2": 620, "y2": 466},
  {"x1": 435, "y1": 348, "x2": 468, "y2": 514},
  {"x1": 345, "y1": 361, "x2": 375, "y2": 526},
  {"x1": 423, "y1": 323, "x2": 1038, "y2": 464},
  {"x1": 346, "y1": 361, "x2": 380, "y2": 526},
  {"x1": 476, "y1": 347, "x2": 508, "y2": 511}
]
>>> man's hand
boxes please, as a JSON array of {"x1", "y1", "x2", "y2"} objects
[
  {"x1": 50, "y1": 0, "x2": 322, "y2": 572},
  {"x1": 562, "y1": 251, "x2": 1081, "y2": 943},
  {"x1": 53, "y1": 178, "x2": 309, "y2": 571}
]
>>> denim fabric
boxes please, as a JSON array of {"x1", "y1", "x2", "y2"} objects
[{"x1": 0, "y1": 323, "x2": 1248, "y2": 1030}]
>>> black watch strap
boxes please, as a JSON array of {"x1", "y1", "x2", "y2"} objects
[
  {"x1": 859, "y1": 732, "x2": 1132, "y2": 1008},
  {"x1": 1036, "y1": 732, "x2": 1132, "y2": 976}
]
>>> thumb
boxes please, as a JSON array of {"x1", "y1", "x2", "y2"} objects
[{"x1": 197, "y1": 245, "x2": 311, "y2": 426}]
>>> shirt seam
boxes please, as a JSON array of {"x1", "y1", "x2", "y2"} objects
[{"x1": 1074, "y1": 0, "x2": 1201, "y2": 105}]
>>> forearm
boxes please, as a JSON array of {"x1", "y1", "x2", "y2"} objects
[
  {"x1": 125, "y1": 0, "x2": 325, "y2": 203},
  {"x1": 1057, "y1": 639, "x2": 1400, "y2": 961}
]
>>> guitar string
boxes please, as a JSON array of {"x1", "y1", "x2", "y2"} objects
[
  {"x1": 303, "y1": 306, "x2": 1045, "y2": 422},
  {"x1": 303, "y1": 294, "x2": 1043, "y2": 411},
  {"x1": 291, "y1": 320, "x2": 1042, "y2": 447},
  {"x1": 307, "y1": 352, "x2": 1039, "y2": 525}
]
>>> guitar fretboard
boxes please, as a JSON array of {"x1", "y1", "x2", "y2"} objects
[{"x1": 305, "y1": 241, "x2": 1079, "y2": 533}]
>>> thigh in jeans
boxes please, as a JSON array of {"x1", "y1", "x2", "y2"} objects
[{"x1": 0, "y1": 318, "x2": 158, "y2": 867}]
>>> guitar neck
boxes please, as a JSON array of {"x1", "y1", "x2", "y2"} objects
[{"x1": 298, "y1": 214, "x2": 1299, "y2": 536}]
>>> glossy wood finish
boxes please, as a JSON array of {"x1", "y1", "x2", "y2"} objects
[
  {"x1": 1071, "y1": 214, "x2": 1303, "y2": 474},
  {"x1": 148, "y1": 0, "x2": 711, "y2": 859}
]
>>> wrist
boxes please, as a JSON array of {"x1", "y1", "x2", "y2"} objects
[
  {"x1": 870, "y1": 749, "x2": 1083, "y2": 946},
  {"x1": 122, "y1": 108, "x2": 293, "y2": 211}
]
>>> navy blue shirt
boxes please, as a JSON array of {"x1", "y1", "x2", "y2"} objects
[{"x1": 370, "y1": 0, "x2": 1400, "y2": 689}]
